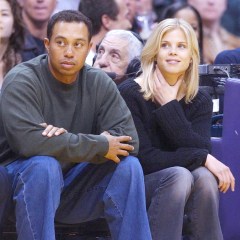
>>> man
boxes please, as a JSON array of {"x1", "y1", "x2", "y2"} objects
[
  {"x1": 214, "y1": 47, "x2": 240, "y2": 64},
  {"x1": 93, "y1": 29, "x2": 143, "y2": 84},
  {"x1": 17, "y1": 0, "x2": 57, "y2": 61},
  {"x1": 188, "y1": 0, "x2": 240, "y2": 63},
  {"x1": 0, "y1": 10, "x2": 152, "y2": 240},
  {"x1": 79, "y1": 0, "x2": 132, "y2": 65}
]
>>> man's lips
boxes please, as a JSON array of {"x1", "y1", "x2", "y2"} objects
[{"x1": 60, "y1": 61, "x2": 75, "y2": 68}]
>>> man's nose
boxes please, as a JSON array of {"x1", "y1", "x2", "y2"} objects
[
  {"x1": 96, "y1": 53, "x2": 110, "y2": 67},
  {"x1": 64, "y1": 45, "x2": 74, "y2": 57}
]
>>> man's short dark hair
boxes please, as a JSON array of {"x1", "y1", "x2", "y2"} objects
[
  {"x1": 79, "y1": 0, "x2": 119, "y2": 35},
  {"x1": 47, "y1": 10, "x2": 93, "y2": 41}
]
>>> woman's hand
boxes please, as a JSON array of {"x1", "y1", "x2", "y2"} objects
[
  {"x1": 205, "y1": 154, "x2": 235, "y2": 193},
  {"x1": 40, "y1": 123, "x2": 68, "y2": 137},
  {"x1": 153, "y1": 67, "x2": 183, "y2": 105}
]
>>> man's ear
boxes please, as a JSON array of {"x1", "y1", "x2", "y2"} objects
[
  {"x1": 44, "y1": 38, "x2": 50, "y2": 53},
  {"x1": 101, "y1": 14, "x2": 112, "y2": 30}
]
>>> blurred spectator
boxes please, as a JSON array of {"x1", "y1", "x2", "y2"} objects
[
  {"x1": 53, "y1": 0, "x2": 81, "y2": 14},
  {"x1": 135, "y1": 0, "x2": 157, "y2": 41},
  {"x1": 188, "y1": 0, "x2": 240, "y2": 64},
  {"x1": 221, "y1": 0, "x2": 240, "y2": 37},
  {"x1": 214, "y1": 48, "x2": 240, "y2": 64},
  {"x1": 93, "y1": 30, "x2": 143, "y2": 84},
  {"x1": 153, "y1": 0, "x2": 178, "y2": 20},
  {"x1": 159, "y1": 2, "x2": 204, "y2": 63},
  {"x1": 124, "y1": 0, "x2": 137, "y2": 24},
  {"x1": 0, "y1": 0, "x2": 24, "y2": 88},
  {"x1": 17, "y1": 0, "x2": 56, "y2": 62},
  {"x1": 79, "y1": 0, "x2": 132, "y2": 65}
]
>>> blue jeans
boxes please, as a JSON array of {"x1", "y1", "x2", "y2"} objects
[
  {"x1": 6, "y1": 156, "x2": 152, "y2": 240},
  {"x1": 145, "y1": 166, "x2": 223, "y2": 240},
  {"x1": 0, "y1": 166, "x2": 11, "y2": 232}
]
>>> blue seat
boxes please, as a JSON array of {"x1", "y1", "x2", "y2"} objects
[{"x1": 211, "y1": 78, "x2": 240, "y2": 239}]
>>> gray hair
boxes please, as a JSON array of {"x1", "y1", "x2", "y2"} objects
[{"x1": 104, "y1": 30, "x2": 143, "y2": 62}]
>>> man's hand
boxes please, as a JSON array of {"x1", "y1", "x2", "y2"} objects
[
  {"x1": 40, "y1": 123, "x2": 68, "y2": 137},
  {"x1": 101, "y1": 131, "x2": 134, "y2": 164},
  {"x1": 205, "y1": 154, "x2": 235, "y2": 193}
]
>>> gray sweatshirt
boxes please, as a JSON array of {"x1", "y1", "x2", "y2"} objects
[{"x1": 0, "y1": 54, "x2": 139, "y2": 169}]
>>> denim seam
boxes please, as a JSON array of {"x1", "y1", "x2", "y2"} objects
[
  {"x1": 104, "y1": 190, "x2": 123, "y2": 218},
  {"x1": 190, "y1": 188, "x2": 200, "y2": 240},
  {"x1": 18, "y1": 173, "x2": 37, "y2": 240}
]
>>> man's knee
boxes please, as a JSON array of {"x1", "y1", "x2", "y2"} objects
[
  {"x1": 119, "y1": 156, "x2": 143, "y2": 176},
  {"x1": 13, "y1": 156, "x2": 63, "y2": 191}
]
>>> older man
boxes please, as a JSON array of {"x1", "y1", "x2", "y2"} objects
[
  {"x1": 93, "y1": 29, "x2": 143, "y2": 84},
  {"x1": 79, "y1": 0, "x2": 132, "y2": 65}
]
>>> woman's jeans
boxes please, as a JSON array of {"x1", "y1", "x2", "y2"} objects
[
  {"x1": 145, "y1": 166, "x2": 223, "y2": 240},
  {"x1": 6, "y1": 155, "x2": 152, "y2": 240}
]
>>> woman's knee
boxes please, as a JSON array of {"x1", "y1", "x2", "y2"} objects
[
  {"x1": 145, "y1": 167, "x2": 193, "y2": 201},
  {"x1": 192, "y1": 167, "x2": 218, "y2": 194}
]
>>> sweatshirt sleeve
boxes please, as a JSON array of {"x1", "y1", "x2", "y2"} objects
[
  {"x1": 0, "y1": 77, "x2": 108, "y2": 164},
  {"x1": 92, "y1": 74, "x2": 139, "y2": 156}
]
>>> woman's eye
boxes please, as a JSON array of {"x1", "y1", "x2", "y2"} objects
[
  {"x1": 178, "y1": 44, "x2": 186, "y2": 49},
  {"x1": 161, "y1": 43, "x2": 169, "y2": 48}
]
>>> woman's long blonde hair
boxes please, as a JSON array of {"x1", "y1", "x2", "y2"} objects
[{"x1": 137, "y1": 18, "x2": 200, "y2": 103}]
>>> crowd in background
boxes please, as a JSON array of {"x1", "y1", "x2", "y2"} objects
[
  {"x1": 1, "y1": 0, "x2": 240, "y2": 85},
  {"x1": 0, "y1": 0, "x2": 239, "y2": 239}
]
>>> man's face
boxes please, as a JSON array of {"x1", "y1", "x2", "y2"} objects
[
  {"x1": 93, "y1": 35, "x2": 130, "y2": 77},
  {"x1": 188, "y1": 0, "x2": 226, "y2": 23},
  {"x1": 124, "y1": 0, "x2": 137, "y2": 23},
  {"x1": 108, "y1": 0, "x2": 132, "y2": 30},
  {"x1": 44, "y1": 21, "x2": 92, "y2": 84},
  {"x1": 18, "y1": 0, "x2": 56, "y2": 23}
]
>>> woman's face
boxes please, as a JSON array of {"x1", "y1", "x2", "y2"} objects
[
  {"x1": 174, "y1": 8, "x2": 200, "y2": 41},
  {"x1": 156, "y1": 28, "x2": 192, "y2": 83},
  {"x1": 0, "y1": 0, "x2": 14, "y2": 42}
]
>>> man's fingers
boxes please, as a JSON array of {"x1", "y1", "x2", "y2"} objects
[
  {"x1": 117, "y1": 135, "x2": 132, "y2": 142},
  {"x1": 120, "y1": 143, "x2": 134, "y2": 152},
  {"x1": 110, "y1": 156, "x2": 120, "y2": 164},
  {"x1": 42, "y1": 125, "x2": 53, "y2": 136},
  {"x1": 54, "y1": 128, "x2": 68, "y2": 136}
]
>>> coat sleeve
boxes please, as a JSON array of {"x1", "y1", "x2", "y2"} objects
[
  {"x1": 92, "y1": 74, "x2": 139, "y2": 156},
  {"x1": 0, "y1": 74, "x2": 109, "y2": 164}
]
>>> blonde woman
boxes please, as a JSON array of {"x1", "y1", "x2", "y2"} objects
[{"x1": 118, "y1": 18, "x2": 235, "y2": 240}]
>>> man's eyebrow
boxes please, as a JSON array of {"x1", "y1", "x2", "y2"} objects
[
  {"x1": 54, "y1": 35, "x2": 87, "y2": 42},
  {"x1": 109, "y1": 49, "x2": 121, "y2": 54}
]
